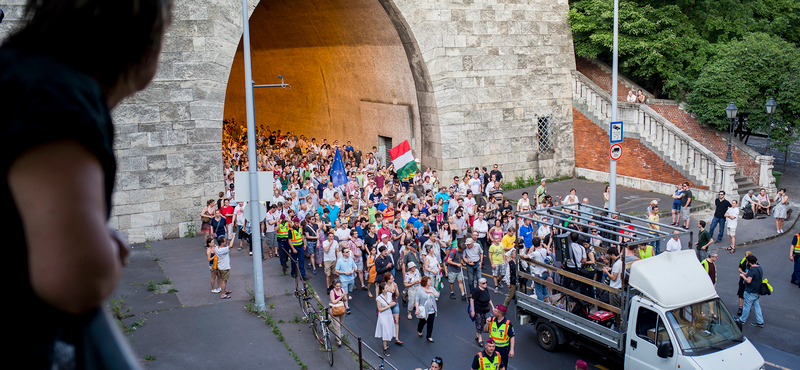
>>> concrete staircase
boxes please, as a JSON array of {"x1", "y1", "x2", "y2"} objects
[
  {"x1": 572, "y1": 71, "x2": 737, "y2": 203},
  {"x1": 735, "y1": 173, "x2": 759, "y2": 196}
]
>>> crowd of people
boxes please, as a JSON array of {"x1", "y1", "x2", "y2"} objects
[{"x1": 199, "y1": 124, "x2": 790, "y2": 368}]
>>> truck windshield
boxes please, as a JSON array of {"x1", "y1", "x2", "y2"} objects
[{"x1": 665, "y1": 298, "x2": 742, "y2": 354}]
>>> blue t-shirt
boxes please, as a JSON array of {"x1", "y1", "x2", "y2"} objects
[
  {"x1": 519, "y1": 223, "x2": 535, "y2": 248},
  {"x1": 435, "y1": 192, "x2": 451, "y2": 213},
  {"x1": 673, "y1": 189, "x2": 684, "y2": 206},
  {"x1": 336, "y1": 257, "x2": 357, "y2": 282}
]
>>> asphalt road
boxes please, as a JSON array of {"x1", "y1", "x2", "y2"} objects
[{"x1": 299, "y1": 221, "x2": 799, "y2": 370}]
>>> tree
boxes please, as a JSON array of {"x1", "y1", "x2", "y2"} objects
[
  {"x1": 686, "y1": 33, "x2": 800, "y2": 154},
  {"x1": 568, "y1": 0, "x2": 800, "y2": 100}
]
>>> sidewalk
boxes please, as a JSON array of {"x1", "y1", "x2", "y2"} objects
[
  {"x1": 109, "y1": 237, "x2": 355, "y2": 369},
  {"x1": 503, "y1": 178, "x2": 797, "y2": 247}
]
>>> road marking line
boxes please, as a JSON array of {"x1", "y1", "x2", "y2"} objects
[
  {"x1": 765, "y1": 361, "x2": 792, "y2": 370},
  {"x1": 594, "y1": 365, "x2": 609, "y2": 370}
]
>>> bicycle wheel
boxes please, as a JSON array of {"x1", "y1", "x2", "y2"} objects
[
  {"x1": 296, "y1": 290, "x2": 306, "y2": 315},
  {"x1": 323, "y1": 325, "x2": 334, "y2": 366},
  {"x1": 311, "y1": 316, "x2": 323, "y2": 342}
]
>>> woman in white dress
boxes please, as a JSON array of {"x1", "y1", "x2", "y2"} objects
[
  {"x1": 423, "y1": 244, "x2": 442, "y2": 295},
  {"x1": 375, "y1": 282, "x2": 397, "y2": 357}
]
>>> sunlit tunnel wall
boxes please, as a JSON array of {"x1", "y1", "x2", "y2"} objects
[{"x1": 223, "y1": 0, "x2": 422, "y2": 159}]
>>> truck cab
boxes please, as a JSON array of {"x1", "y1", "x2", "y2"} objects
[{"x1": 624, "y1": 251, "x2": 765, "y2": 370}]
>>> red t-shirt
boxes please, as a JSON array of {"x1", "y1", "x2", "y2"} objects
[{"x1": 221, "y1": 206, "x2": 235, "y2": 224}]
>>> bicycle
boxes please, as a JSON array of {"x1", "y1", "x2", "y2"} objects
[{"x1": 292, "y1": 259, "x2": 334, "y2": 366}]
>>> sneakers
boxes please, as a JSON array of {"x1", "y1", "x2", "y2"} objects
[
  {"x1": 346, "y1": 308, "x2": 352, "y2": 315},
  {"x1": 461, "y1": 294, "x2": 467, "y2": 301},
  {"x1": 237, "y1": 247, "x2": 243, "y2": 251},
  {"x1": 450, "y1": 292, "x2": 456, "y2": 299},
  {"x1": 348, "y1": 295, "x2": 353, "y2": 300},
  {"x1": 249, "y1": 252, "x2": 253, "y2": 256},
  {"x1": 494, "y1": 287, "x2": 499, "y2": 294},
  {"x1": 407, "y1": 314, "x2": 413, "y2": 320},
  {"x1": 212, "y1": 288, "x2": 221, "y2": 293},
  {"x1": 751, "y1": 322, "x2": 764, "y2": 328}
]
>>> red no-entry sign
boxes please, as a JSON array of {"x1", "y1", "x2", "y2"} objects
[{"x1": 610, "y1": 144, "x2": 623, "y2": 161}]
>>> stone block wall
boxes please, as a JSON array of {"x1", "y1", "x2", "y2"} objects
[
  {"x1": 1, "y1": 0, "x2": 577, "y2": 242},
  {"x1": 392, "y1": 0, "x2": 577, "y2": 182}
]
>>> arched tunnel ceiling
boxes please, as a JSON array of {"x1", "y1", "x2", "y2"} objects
[{"x1": 224, "y1": 0, "x2": 421, "y2": 155}]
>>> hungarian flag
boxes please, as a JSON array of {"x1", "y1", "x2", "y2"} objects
[{"x1": 389, "y1": 140, "x2": 418, "y2": 182}]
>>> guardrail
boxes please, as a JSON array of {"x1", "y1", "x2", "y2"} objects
[{"x1": 572, "y1": 71, "x2": 738, "y2": 202}]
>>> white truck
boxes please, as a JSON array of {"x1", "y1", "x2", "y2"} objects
[{"x1": 516, "y1": 250, "x2": 765, "y2": 370}]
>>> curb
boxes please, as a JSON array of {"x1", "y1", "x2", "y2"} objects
[{"x1": 736, "y1": 213, "x2": 799, "y2": 248}]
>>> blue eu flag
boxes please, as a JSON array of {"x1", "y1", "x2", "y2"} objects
[{"x1": 330, "y1": 147, "x2": 347, "y2": 187}]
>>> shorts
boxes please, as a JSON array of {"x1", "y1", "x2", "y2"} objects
[
  {"x1": 448, "y1": 269, "x2": 463, "y2": 281},
  {"x1": 492, "y1": 264, "x2": 507, "y2": 277},
  {"x1": 219, "y1": 269, "x2": 230, "y2": 281},
  {"x1": 324, "y1": 261, "x2": 337, "y2": 277},
  {"x1": 727, "y1": 226, "x2": 736, "y2": 237},
  {"x1": 355, "y1": 260, "x2": 364, "y2": 270},
  {"x1": 672, "y1": 202, "x2": 681, "y2": 211},
  {"x1": 306, "y1": 242, "x2": 316, "y2": 256},
  {"x1": 681, "y1": 206, "x2": 690, "y2": 219},
  {"x1": 264, "y1": 232, "x2": 278, "y2": 247},
  {"x1": 342, "y1": 279, "x2": 355, "y2": 293},
  {"x1": 391, "y1": 303, "x2": 400, "y2": 315}
]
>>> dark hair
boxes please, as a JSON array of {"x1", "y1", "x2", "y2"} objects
[
  {"x1": 746, "y1": 255, "x2": 758, "y2": 265},
  {"x1": 699, "y1": 220, "x2": 706, "y2": 228},
  {"x1": 382, "y1": 272, "x2": 393, "y2": 283},
  {"x1": 8, "y1": 0, "x2": 172, "y2": 91}
]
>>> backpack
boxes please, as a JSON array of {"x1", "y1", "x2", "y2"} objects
[{"x1": 742, "y1": 208, "x2": 754, "y2": 220}]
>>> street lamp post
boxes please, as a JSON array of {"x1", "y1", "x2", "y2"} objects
[
  {"x1": 764, "y1": 97, "x2": 777, "y2": 155},
  {"x1": 725, "y1": 101, "x2": 738, "y2": 162}
]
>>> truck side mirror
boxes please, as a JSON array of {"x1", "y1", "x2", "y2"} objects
[{"x1": 657, "y1": 341, "x2": 673, "y2": 358}]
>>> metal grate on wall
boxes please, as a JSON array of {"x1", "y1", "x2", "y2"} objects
[{"x1": 537, "y1": 114, "x2": 555, "y2": 153}]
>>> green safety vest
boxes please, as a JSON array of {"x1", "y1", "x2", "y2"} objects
[
  {"x1": 489, "y1": 318, "x2": 511, "y2": 347},
  {"x1": 290, "y1": 228, "x2": 304, "y2": 246},
  {"x1": 793, "y1": 234, "x2": 800, "y2": 254},
  {"x1": 701, "y1": 259, "x2": 717, "y2": 282},
  {"x1": 477, "y1": 352, "x2": 501, "y2": 370},
  {"x1": 277, "y1": 222, "x2": 290, "y2": 238},
  {"x1": 637, "y1": 245, "x2": 654, "y2": 260}
]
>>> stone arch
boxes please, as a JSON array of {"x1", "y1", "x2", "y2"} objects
[
  {"x1": 0, "y1": 0, "x2": 577, "y2": 242},
  {"x1": 221, "y1": 0, "x2": 440, "y2": 167}
]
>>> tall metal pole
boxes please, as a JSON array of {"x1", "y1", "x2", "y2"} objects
[
  {"x1": 609, "y1": 0, "x2": 620, "y2": 212},
  {"x1": 242, "y1": 0, "x2": 265, "y2": 311}
]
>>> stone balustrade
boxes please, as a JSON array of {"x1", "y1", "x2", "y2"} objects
[{"x1": 572, "y1": 71, "x2": 743, "y2": 203}]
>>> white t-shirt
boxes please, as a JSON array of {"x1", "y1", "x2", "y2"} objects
[
  {"x1": 473, "y1": 219, "x2": 488, "y2": 238},
  {"x1": 528, "y1": 247, "x2": 549, "y2": 275},
  {"x1": 322, "y1": 240, "x2": 339, "y2": 262},
  {"x1": 469, "y1": 178, "x2": 482, "y2": 195},
  {"x1": 215, "y1": 246, "x2": 231, "y2": 270},
  {"x1": 725, "y1": 207, "x2": 740, "y2": 229},
  {"x1": 234, "y1": 204, "x2": 246, "y2": 226},
  {"x1": 665, "y1": 238, "x2": 682, "y2": 253},
  {"x1": 334, "y1": 227, "x2": 351, "y2": 242},
  {"x1": 610, "y1": 259, "x2": 623, "y2": 289},
  {"x1": 566, "y1": 242, "x2": 586, "y2": 269}
]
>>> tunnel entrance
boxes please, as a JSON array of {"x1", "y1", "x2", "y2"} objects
[{"x1": 222, "y1": 0, "x2": 427, "y2": 164}]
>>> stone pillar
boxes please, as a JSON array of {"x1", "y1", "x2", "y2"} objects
[
  {"x1": 719, "y1": 161, "x2": 738, "y2": 198},
  {"x1": 756, "y1": 155, "x2": 777, "y2": 193}
]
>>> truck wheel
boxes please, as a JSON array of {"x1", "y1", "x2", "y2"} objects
[{"x1": 537, "y1": 323, "x2": 559, "y2": 352}]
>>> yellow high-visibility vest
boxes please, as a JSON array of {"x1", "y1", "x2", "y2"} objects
[
  {"x1": 489, "y1": 318, "x2": 511, "y2": 347},
  {"x1": 477, "y1": 352, "x2": 501, "y2": 370}
]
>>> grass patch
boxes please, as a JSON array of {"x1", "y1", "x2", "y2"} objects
[
  {"x1": 126, "y1": 318, "x2": 145, "y2": 333},
  {"x1": 147, "y1": 280, "x2": 157, "y2": 292},
  {"x1": 159, "y1": 278, "x2": 173, "y2": 285},
  {"x1": 167, "y1": 288, "x2": 179, "y2": 293},
  {"x1": 144, "y1": 238, "x2": 151, "y2": 249},
  {"x1": 152, "y1": 257, "x2": 160, "y2": 261},
  {"x1": 144, "y1": 354, "x2": 156, "y2": 361},
  {"x1": 244, "y1": 293, "x2": 306, "y2": 369},
  {"x1": 184, "y1": 214, "x2": 197, "y2": 238},
  {"x1": 269, "y1": 303, "x2": 275, "y2": 309}
]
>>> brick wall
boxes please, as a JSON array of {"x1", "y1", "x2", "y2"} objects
[
  {"x1": 573, "y1": 109, "x2": 708, "y2": 190},
  {"x1": 576, "y1": 57, "x2": 761, "y2": 185},
  {"x1": 575, "y1": 57, "x2": 632, "y2": 102}
]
